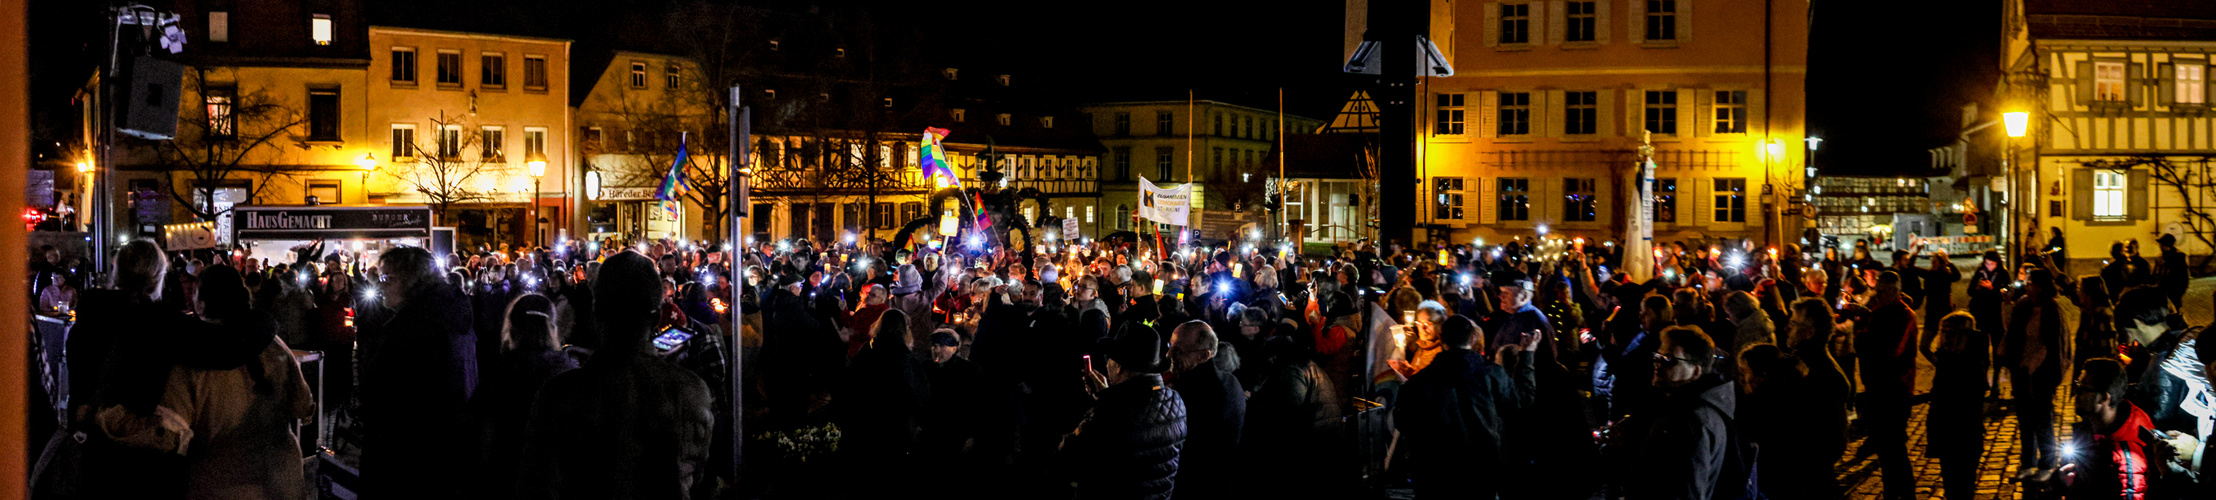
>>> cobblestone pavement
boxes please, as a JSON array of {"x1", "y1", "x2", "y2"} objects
[{"x1": 1832, "y1": 275, "x2": 2214, "y2": 499}]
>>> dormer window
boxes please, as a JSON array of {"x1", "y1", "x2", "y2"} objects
[
  {"x1": 768, "y1": 39, "x2": 780, "y2": 51},
  {"x1": 951, "y1": 109, "x2": 966, "y2": 122},
  {"x1": 1039, "y1": 116, "x2": 1055, "y2": 128},
  {"x1": 997, "y1": 113, "x2": 1012, "y2": 126},
  {"x1": 996, "y1": 74, "x2": 1011, "y2": 86},
  {"x1": 835, "y1": 47, "x2": 847, "y2": 58},
  {"x1": 943, "y1": 68, "x2": 959, "y2": 80}
]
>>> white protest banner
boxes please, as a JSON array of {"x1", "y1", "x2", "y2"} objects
[
  {"x1": 1138, "y1": 177, "x2": 1192, "y2": 226},
  {"x1": 1062, "y1": 217, "x2": 1079, "y2": 238}
]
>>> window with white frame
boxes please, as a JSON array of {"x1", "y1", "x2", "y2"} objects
[
  {"x1": 480, "y1": 127, "x2": 505, "y2": 162},
  {"x1": 391, "y1": 124, "x2": 416, "y2": 159},
  {"x1": 524, "y1": 127, "x2": 547, "y2": 160},
  {"x1": 1435, "y1": 93, "x2": 1466, "y2": 135},
  {"x1": 2093, "y1": 169, "x2": 2127, "y2": 219},
  {"x1": 2095, "y1": 61, "x2": 2126, "y2": 102},
  {"x1": 438, "y1": 125, "x2": 462, "y2": 159},
  {"x1": 391, "y1": 47, "x2": 417, "y2": 83},
  {"x1": 1434, "y1": 177, "x2": 1465, "y2": 220},
  {"x1": 630, "y1": 61, "x2": 648, "y2": 89},
  {"x1": 2179, "y1": 64, "x2": 2207, "y2": 105}
]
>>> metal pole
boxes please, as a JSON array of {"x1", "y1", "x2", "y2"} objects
[
  {"x1": 1278, "y1": 88, "x2": 1286, "y2": 243},
  {"x1": 725, "y1": 87, "x2": 749, "y2": 486}
]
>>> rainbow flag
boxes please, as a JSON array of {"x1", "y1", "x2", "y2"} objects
[
  {"x1": 655, "y1": 133, "x2": 691, "y2": 220},
  {"x1": 920, "y1": 127, "x2": 959, "y2": 187}
]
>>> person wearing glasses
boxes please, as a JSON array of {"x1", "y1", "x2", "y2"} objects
[{"x1": 1623, "y1": 326, "x2": 1735, "y2": 500}]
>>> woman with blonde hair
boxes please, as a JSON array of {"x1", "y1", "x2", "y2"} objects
[{"x1": 1923, "y1": 311, "x2": 1988, "y2": 499}]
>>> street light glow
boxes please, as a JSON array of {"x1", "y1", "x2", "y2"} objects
[{"x1": 2003, "y1": 111, "x2": 2030, "y2": 138}]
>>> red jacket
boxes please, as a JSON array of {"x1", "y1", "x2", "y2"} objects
[{"x1": 2070, "y1": 403, "x2": 2153, "y2": 500}]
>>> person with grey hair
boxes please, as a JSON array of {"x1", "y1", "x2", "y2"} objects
[
  {"x1": 1166, "y1": 320, "x2": 1243, "y2": 499},
  {"x1": 359, "y1": 246, "x2": 481, "y2": 498},
  {"x1": 67, "y1": 238, "x2": 198, "y2": 498}
]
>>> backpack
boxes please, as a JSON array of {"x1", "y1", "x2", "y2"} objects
[{"x1": 1709, "y1": 405, "x2": 1766, "y2": 500}]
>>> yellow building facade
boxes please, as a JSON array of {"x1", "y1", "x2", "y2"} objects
[
  {"x1": 1376, "y1": 0, "x2": 1808, "y2": 245},
  {"x1": 2004, "y1": 1, "x2": 2216, "y2": 266}
]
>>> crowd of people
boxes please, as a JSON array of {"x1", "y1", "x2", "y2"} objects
[{"x1": 23, "y1": 224, "x2": 2216, "y2": 500}]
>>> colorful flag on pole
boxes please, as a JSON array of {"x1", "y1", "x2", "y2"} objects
[
  {"x1": 655, "y1": 132, "x2": 691, "y2": 220},
  {"x1": 920, "y1": 127, "x2": 959, "y2": 188},
  {"x1": 971, "y1": 190, "x2": 992, "y2": 229}
]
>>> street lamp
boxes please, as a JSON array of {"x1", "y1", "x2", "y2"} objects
[
  {"x1": 528, "y1": 155, "x2": 547, "y2": 246},
  {"x1": 2002, "y1": 110, "x2": 2029, "y2": 270},
  {"x1": 356, "y1": 153, "x2": 377, "y2": 203},
  {"x1": 2003, "y1": 111, "x2": 2030, "y2": 138}
]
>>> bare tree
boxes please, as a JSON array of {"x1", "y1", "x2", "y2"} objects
[
  {"x1": 148, "y1": 69, "x2": 309, "y2": 221},
  {"x1": 2112, "y1": 154, "x2": 2216, "y2": 270},
  {"x1": 382, "y1": 111, "x2": 519, "y2": 219}
]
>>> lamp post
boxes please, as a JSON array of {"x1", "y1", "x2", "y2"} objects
[
  {"x1": 528, "y1": 155, "x2": 547, "y2": 247},
  {"x1": 356, "y1": 153, "x2": 377, "y2": 203},
  {"x1": 2002, "y1": 111, "x2": 2028, "y2": 267}
]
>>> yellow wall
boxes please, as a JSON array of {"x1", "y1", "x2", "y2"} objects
[
  {"x1": 1409, "y1": 0, "x2": 1808, "y2": 245},
  {"x1": 365, "y1": 27, "x2": 572, "y2": 233}
]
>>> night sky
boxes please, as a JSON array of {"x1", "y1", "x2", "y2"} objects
[{"x1": 28, "y1": 0, "x2": 1999, "y2": 174}]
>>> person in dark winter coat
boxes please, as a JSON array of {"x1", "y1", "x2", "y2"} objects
[
  {"x1": 1785, "y1": 297, "x2": 1851, "y2": 494},
  {"x1": 473, "y1": 293, "x2": 578, "y2": 499},
  {"x1": 1064, "y1": 321, "x2": 1188, "y2": 500},
  {"x1": 921, "y1": 329, "x2": 982, "y2": 460},
  {"x1": 2114, "y1": 286, "x2": 2203, "y2": 435},
  {"x1": 1626, "y1": 326, "x2": 1736, "y2": 500},
  {"x1": 1244, "y1": 331, "x2": 1349, "y2": 497},
  {"x1": 515, "y1": 251, "x2": 714, "y2": 499},
  {"x1": 360, "y1": 247, "x2": 480, "y2": 499},
  {"x1": 1860, "y1": 270, "x2": 1921, "y2": 499},
  {"x1": 1733, "y1": 343, "x2": 1815, "y2": 499},
  {"x1": 1393, "y1": 315, "x2": 1539, "y2": 499},
  {"x1": 759, "y1": 276, "x2": 822, "y2": 427},
  {"x1": 2005, "y1": 269, "x2": 2066, "y2": 479},
  {"x1": 1164, "y1": 320, "x2": 1244, "y2": 500},
  {"x1": 1923, "y1": 311, "x2": 1987, "y2": 499},
  {"x1": 1969, "y1": 250, "x2": 2010, "y2": 395},
  {"x1": 837, "y1": 308, "x2": 932, "y2": 497}
]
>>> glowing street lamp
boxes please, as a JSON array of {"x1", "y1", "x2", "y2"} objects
[
  {"x1": 2003, "y1": 111, "x2": 2029, "y2": 138},
  {"x1": 528, "y1": 155, "x2": 547, "y2": 246},
  {"x1": 356, "y1": 153, "x2": 378, "y2": 202}
]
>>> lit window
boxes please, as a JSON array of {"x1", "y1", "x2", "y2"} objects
[
  {"x1": 524, "y1": 127, "x2": 547, "y2": 159},
  {"x1": 1653, "y1": 178, "x2": 1678, "y2": 222},
  {"x1": 2093, "y1": 169, "x2": 2127, "y2": 219},
  {"x1": 480, "y1": 127, "x2": 505, "y2": 162},
  {"x1": 1434, "y1": 177, "x2": 1464, "y2": 220},
  {"x1": 1086, "y1": 205, "x2": 1096, "y2": 223},
  {"x1": 208, "y1": 11, "x2": 229, "y2": 43},
  {"x1": 204, "y1": 87, "x2": 235, "y2": 137},
  {"x1": 951, "y1": 108, "x2": 966, "y2": 122},
  {"x1": 310, "y1": 14, "x2": 332, "y2": 45},
  {"x1": 439, "y1": 126, "x2": 463, "y2": 158},
  {"x1": 1434, "y1": 93, "x2": 1465, "y2": 135},
  {"x1": 1714, "y1": 90, "x2": 1747, "y2": 134},
  {"x1": 2179, "y1": 64, "x2": 2206, "y2": 105},
  {"x1": 2095, "y1": 61, "x2": 2126, "y2": 102},
  {"x1": 997, "y1": 113, "x2": 1011, "y2": 126}
]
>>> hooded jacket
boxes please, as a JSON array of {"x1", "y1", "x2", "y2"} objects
[{"x1": 1628, "y1": 373, "x2": 1737, "y2": 500}]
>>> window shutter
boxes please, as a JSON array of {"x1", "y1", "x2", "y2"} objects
[
  {"x1": 1478, "y1": 90, "x2": 1500, "y2": 138},
  {"x1": 1748, "y1": 89, "x2": 1766, "y2": 137},
  {"x1": 2075, "y1": 60, "x2": 2095, "y2": 106},
  {"x1": 1674, "y1": 177, "x2": 1692, "y2": 224},
  {"x1": 1529, "y1": 2, "x2": 1546, "y2": 44},
  {"x1": 1596, "y1": 0, "x2": 1612, "y2": 44},
  {"x1": 2158, "y1": 63, "x2": 2176, "y2": 108},
  {"x1": 1453, "y1": 180, "x2": 1467, "y2": 219},
  {"x1": 1539, "y1": 176, "x2": 1562, "y2": 222},
  {"x1": 1629, "y1": 0, "x2": 1645, "y2": 43},
  {"x1": 1549, "y1": 1, "x2": 1568, "y2": 45},
  {"x1": 1693, "y1": 177, "x2": 1711, "y2": 225},
  {"x1": 1545, "y1": 90, "x2": 1565, "y2": 137},
  {"x1": 2128, "y1": 62, "x2": 2145, "y2": 106},
  {"x1": 1676, "y1": 0, "x2": 1692, "y2": 41},
  {"x1": 1598, "y1": 88, "x2": 1617, "y2": 136},
  {"x1": 1485, "y1": 3, "x2": 1502, "y2": 47},
  {"x1": 2208, "y1": 65, "x2": 2216, "y2": 105},
  {"x1": 2130, "y1": 168, "x2": 2151, "y2": 220},
  {"x1": 1481, "y1": 178, "x2": 1499, "y2": 223},
  {"x1": 1680, "y1": 88, "x2": 1700, "y2": 136},
  {"x1": 2072, "y1": 169, "x2": 2094, "y2": 220}
]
